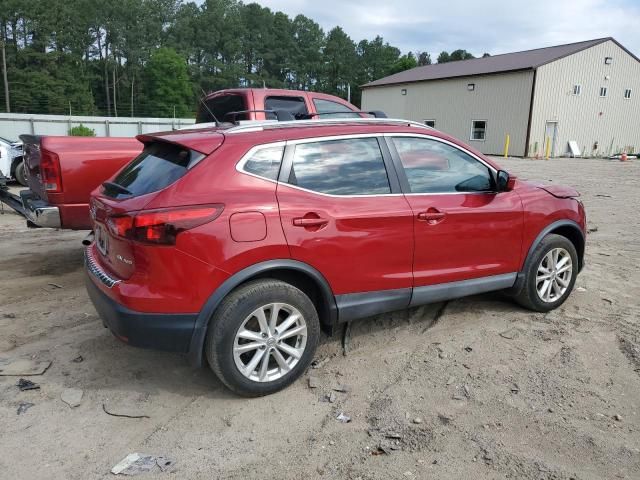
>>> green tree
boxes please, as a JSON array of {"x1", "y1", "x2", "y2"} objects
[
  {"x1": 437, "y1": 49, "x2": 475, "y2": 63},
  {"x1": 437, "y1": 51, "x2": 450, "y2": 63},
  {"x1": 389, "y1": 52, "x2": 418, "y2": 74},
  {"x1": 417, "y1": 51, "x2": 432, "y2": 66},
  {"x1": 239, "y1": 3, "x2": 274, "y2": 84},
  {"x1": 142, "y1": 47, "x2": 193, "y2": 117},
  {"x1": 262, "y1": 11, "x2": 295, "y2": 87},
  {"x1": 290, "y1": 15, "x2": 324, "y2": 91},
  {"x1": 356, "y1": 36, "x2": 401, "y2": 83},
  {"x1": 0, "y1": 0, "x2": 418, "y2": 116},
  {"x1": 321, "y1": 26, "x2": 357, "y2": 98},
  {"x1": 69, "y1": 124, "x2": 96, "y2": 136},
  {"x1": 449, "y1": 49, "x2": 474, "y2": 61}
]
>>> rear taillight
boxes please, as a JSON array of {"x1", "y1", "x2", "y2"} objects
[
  {"x1": 40, "y1": 149, "x2": 62, "y2": 193},
  {"x1": 107, "y1": 204, "x2": 224, "y2": 245}
]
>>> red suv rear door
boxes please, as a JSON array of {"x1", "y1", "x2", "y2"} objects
[
  {"x1": 275, "y1": 135, "x2": 414, "y2": 321},
  {"x1": 385, "y1": 134, "x2": 523, "y2": 304}
]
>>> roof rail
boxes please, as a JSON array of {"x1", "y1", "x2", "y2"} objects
[{"x1": 224, "y1": 117, "x2": 433, "y2": 134}]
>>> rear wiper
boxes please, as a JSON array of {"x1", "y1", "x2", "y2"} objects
[{"x1": 102, "y1": 181, "x2": 132, "y2": 195}]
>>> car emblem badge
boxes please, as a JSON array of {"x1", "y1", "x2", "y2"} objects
[{"x1": 116, "y1": 254, "x2": 133, "y2": 265}]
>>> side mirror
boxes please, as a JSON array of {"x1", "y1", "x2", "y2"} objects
[{"x1": 496, "y1": 170, "x2": 513, "y2": 191}]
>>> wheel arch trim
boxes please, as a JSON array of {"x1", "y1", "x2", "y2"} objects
[
  {"x1": 511, "y1": 219, "x2": 585, "y2": 293},
  {"x1": 187, "y1": 259, "x2": 337, "y2": 367},
  {"x1": 528, "y1": 220, "x2": 585, "y2": 269}
]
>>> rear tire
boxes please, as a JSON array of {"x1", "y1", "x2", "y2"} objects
[
  {"x1": 205, "y1": 279, "x2": 320, "y2": 396},
  {"x1": 513, "y1": 233, "x2": 578, "y2": 312},
  {"x1": 14, "y1": 160, "x2": 27, "y2": 186}
]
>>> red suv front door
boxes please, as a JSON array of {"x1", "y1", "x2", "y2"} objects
[
  {"x1": 276, "y1": 136, "x2": 414, "y2": 317},
  {"x1": 386, "y1": 135, "x2": 523, "y2": 300}
]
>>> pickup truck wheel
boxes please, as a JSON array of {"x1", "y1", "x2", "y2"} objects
[
  {"x1": 14, "y1": 160, "x2": 27, "y2": 186},
  {"x1": 205, "y1": 279, "x2": 320, "y2": 397},
  {"x1": 514, "y1": 234, "x2": 578, "y2": 312}
]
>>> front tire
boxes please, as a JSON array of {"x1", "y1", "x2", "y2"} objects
[
  {"x1": 205, "y1": 279, "x2": 320, "y2": 396},
  {"x1": 513, "y1": 234, "x2": 578, "y2": 312}
]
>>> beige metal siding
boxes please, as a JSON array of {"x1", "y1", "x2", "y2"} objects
[
  {"x1": 361, "y1": 71, "x2": 534, "y2": 156},
  {"x1": 530, "y1": 40, "x2": 640, "y2": 157}
]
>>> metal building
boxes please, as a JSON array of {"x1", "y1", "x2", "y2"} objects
[{"x1": 361, "y1": 38, "x2": 640, "y2": 157}]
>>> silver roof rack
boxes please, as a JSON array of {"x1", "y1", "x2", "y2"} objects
[{"x1": 224, "y1": 117, "x2": 433, "y2": 134}]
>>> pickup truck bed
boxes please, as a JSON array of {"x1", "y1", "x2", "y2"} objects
[{"x1": 20, "y1": 135, "x2": 142, "y2": 229}]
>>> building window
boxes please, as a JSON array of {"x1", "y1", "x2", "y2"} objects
[
  {"x1": 424, "y1": 120, "x2": 436, "y2": 128},
  {"x1": 604, "y1": 57, "x2": 613, "y2": 65},
  {"x1": 467, "y1": 83, "x2": 475, "y2": 91},
  {"x1": 470, "y1": 120, "x2": 487, "y2": 141},
  {"x1": 401, "y1": 89, "x2": 407, "y2": 96},
  {"x1": 599, "y1": 87, "x2": 608, "y2": 97},
  {"x1": 624, "y1": 88, "x2": 632, "y2": 99},
  {"x1": 572, "y1": 84, "x2": 581, "y2": 96}
]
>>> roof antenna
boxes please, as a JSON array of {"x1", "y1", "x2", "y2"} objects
[{"x1": 199, "y1": 88, "x2": 220, "y2": 126}]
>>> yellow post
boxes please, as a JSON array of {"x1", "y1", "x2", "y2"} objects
[
  {"x1": 503, "y1": 134, "x2": 510, "y2": 158},
  {"x1": 544, "y1": 136, "x2": 551, "y2": 160}
]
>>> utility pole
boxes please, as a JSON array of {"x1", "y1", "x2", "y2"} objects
[
  {"x1": 112, "y1": 67, "x2": 118, "y2": 117},
  {"x1": 130, "y1": 74, "x2": 134, "y2": 117},
  {"x1": 1, "y1": 36, "x2": 10, "y2": 113}
]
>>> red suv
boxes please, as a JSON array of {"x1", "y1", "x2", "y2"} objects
[{"x1": 85, "y1": 118, "x2": 586, "y2": 396}]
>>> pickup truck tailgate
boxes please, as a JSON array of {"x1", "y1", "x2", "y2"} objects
[{"x1": 20, "y1": 135, "x2": 47, "y2": 200}]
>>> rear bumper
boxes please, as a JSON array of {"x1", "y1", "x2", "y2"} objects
[
  {"x1": 85, "y1": 270, "x2": 198, "y2": 353},
  {"x1": 19, "y1": 190, "x2": 60, "y2": 228}
]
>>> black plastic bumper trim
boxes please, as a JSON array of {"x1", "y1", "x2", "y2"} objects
[{"x1": 85, "y1": 272, "x2": 197, "y2": 353}]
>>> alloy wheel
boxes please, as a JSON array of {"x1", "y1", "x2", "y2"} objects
[
  {"x1": 233, "y1": 303, "x2": 307, "y2": 382},
  {"x1": 536, "y1": 247, "x2": 573, "y2": 303}
]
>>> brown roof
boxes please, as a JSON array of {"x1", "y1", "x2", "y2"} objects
[{"x1": 363, "y1": 37, "x2": 637, "y2": 88}]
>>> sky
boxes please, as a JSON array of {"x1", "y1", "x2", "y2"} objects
[{"x1": 245, "y1": 0, "x2": 640, "y2": 58}]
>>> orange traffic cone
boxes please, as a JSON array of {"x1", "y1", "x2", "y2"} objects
[{"x1": 620, "y1": 152, "x2": 628, "y2": 162}]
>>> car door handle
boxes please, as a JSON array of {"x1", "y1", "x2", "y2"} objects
[
  {"x1": 417, "y1": 210, "x2": 446, "y2": 223},
  {"x1": 293, "y1": 217, "x2": 328, "y2": 227}
]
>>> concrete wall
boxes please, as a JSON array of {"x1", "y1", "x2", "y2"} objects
[
  {"x1": 530, "y1": 40, "x2": 640, "y2": 157},
  {"x1": 361, "y1": 70, "x2": 534, "y2": 156},
  {"x1": 0, "y1": 113, "x2": 195, "y2": 141}
]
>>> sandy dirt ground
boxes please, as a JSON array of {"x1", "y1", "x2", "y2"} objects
[{"x1": 1, "y1": 156, "x2": 639, "y2": 479}]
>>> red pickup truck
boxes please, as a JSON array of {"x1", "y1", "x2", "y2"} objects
[{"x1": 18, "y1": 88, "x2": 362, "y2": 230}]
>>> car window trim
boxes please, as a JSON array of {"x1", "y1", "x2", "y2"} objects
[
  {"x1": 277, "y1": 134, "x2": 402, "y2": 198},
  {"x1": 383, "y1": 133, "x2": 498, "y2": 196}
]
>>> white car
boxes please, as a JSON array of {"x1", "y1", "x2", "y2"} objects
[{"x1": 0, "y1": 136, "x2": 26, "y2": 186}]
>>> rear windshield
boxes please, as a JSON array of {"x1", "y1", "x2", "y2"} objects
[
  {"x1": 104, "y1": 142, "x2": 204, "y2": 199},
  {"x1": 196, "y1": 94, "x2": 247, "y2": 123}
]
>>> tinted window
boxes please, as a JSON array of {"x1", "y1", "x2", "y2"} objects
[
  {"x1": 313, "y1": 98, "x2": 360, "y2": 118},
  {"x1": 242, "y1": 146, "x2": 284, "y2": 180},
  {"x1": 392, "y1": 137, "x2": 493, "y2": 193},
  {"x1": 289, "y1": 138, "x2": 390, "y2": 195},
  {"x1": 196, "y1": 94, "x2": 247, "y2": 123},
  {"x1": 264, "y1": 96, "x2": 308, "y2": 120},
  {"x1": 105, "y1": 143, "x2": 204, "y2": 198}
]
